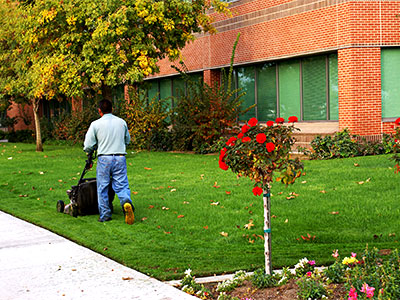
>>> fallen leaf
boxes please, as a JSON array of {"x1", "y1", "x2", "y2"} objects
[
  {"x1": 141, "y1": 217, "x2": 148, "y2": 221},
  {"x1": 301, "y1": 181, "x2": 307, "y2": 184},
  {"x1": 132, "y1": 191, "x2": 138, "y2": 195},
  {"x1": 200, "y1": 174, "x2": 204, "y2": 180},
  {"x1": 379, "y1": 249, "x2": 392, "y2": 255},
  {"x1": 177, "y1": 215, "x2": 184, "y2": 218},
  {"x1": 39, "y1": 171, "x2": 44, "y2": 175},
  {"x1": 389, "y1": 233, "x2": 396, "y2": 237},
  {"x1": 152, "y1": 186, "x2": 164, "y2": 190},
  {"x1": 320, "y1": 190, "x2": 327, "y2": 194},
  {"x1": 257, "y1": 235, "x2": 264, "y2": 240},
  {"x1": 358, "y1": 181, "x2": 364, "y2": 185},
  {"x1": 164, "y1": 231, "x2": 172, "y2": 234},
  {"x1": 19, "y1": 194, "x2": 28, "y2": 197},
  {"x1": 284, "y1": 219, "x2": 289, "y2": 223},
  {"x1": 278, "y1": 192, "x2": 283, "y2": 195},
  {"x1": 290, "y1": 192, "x2": 299, "y2": 197},
  {"x1": 170, "y1": 189, "x2": 176, "y2": 192},
  {"x1": 7, "y1": 157, "x2": 12, "y2": 160},
  {"x1": 286, "y1": 196, "x2": 296, "y2": 200},
  {"x1": 44, "y1": 155, "x2": 48, "y2": 158},
  {"x1": 148, "y1": 205, "x2": 154, "y2": 209},
  {"x1": 211, "y1": 202, "x2": 220, "y2": 206},
  {"x1": 49, "y1": 188, "x2": 53, "y2": 191},
  {"x1": 329, "y1": 211, "x2": 340, "y2": 215},
  {"x1": 144, "y1": 167, "x2": 152, "y2": 170},
  {"x1": 225, "y1": 191, "x2": 231, "y2": 195},
  {"x1": 366, "y1": 178, "x2": 371, "y2": 182},
  {"x1": 171, "y1": 179, "x2": 177, "y2": 182},
  {"x1": 58, "y1": 180, "x2": 63, "y2": 183},
  {"x1": 213, "y1": 182, "x2": 220, "y2": 188},
  {"x1": 248, "y1": 239, "x2": 255, "y2": 244},
  {"x1": 203, "y1": 225, "x2": 209, "y2": 230},
  {"x1": 183, "y1": 201, "x2": 190, "y2": 204},
  {"x1": 272, "y1": 215, "x2": 277, "y2": 218},
  {"x1": 122, "y1": 277, "x2": 133, "y2": 281},
  {"x1": 220, "y1": 232, "x2": 228, "y2": 237},
  {"x1": 71, "y1": 269, "x2": 77, "y2": 271},
  {"x1": 162, "y1": 207, "x2": 169, "y2": 210},
  {"x1": 103, "y1": 247, "x2": 108, "y2": 251},
  {"x1": 244, "y1": 219, "x2": 255, "y2": 229},
  {"x1": 354, "y1": 163, "x2": 360, "y2": 167}
]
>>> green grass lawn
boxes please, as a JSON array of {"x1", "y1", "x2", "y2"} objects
[{"x1": 1, "y1": 142, "x2": 399, "y2": 280}]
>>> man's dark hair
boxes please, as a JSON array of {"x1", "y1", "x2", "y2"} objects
[{"x1": 98, "y1": 99, "x2": 113, "y2": 114}]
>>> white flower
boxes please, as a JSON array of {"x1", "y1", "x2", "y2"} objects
[{"x1": 184, "y1": 269, "x2": 192, "y2": 276}]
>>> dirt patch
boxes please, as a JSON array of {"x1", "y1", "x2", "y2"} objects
[{"x1": 202, "y1": 279, "x2": 347, "y2": 300}]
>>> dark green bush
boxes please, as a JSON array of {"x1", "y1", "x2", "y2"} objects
[
  {"x1": 250, "y1": 268, "x2": 279, "y2": 288},
  {"x1": 7, "y1": 130, "x2": 35, "y2": 143},
  {"x1": 310, "y1": 129, "x2": 395, "y2": 160}
]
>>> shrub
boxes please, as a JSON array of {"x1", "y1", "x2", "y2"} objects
[
  {"x1": 119, "y1": 88, "x2": 171, "y2": 151},
  {"x1": 250, "y1": 268, "x2": 280, "y2": 288},
  {"x1": 7, "y1": 130, "x2": 35, "y2": 143},
  {"x1": 309, "y1": 129, "x2": 396, "y2": 160},
  {"x1": 296, "y1": 277, "x2": 328, "y2": 300}
]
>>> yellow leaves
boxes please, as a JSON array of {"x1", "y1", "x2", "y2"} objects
[
  {"x1": 38, "y1": 8, "x2": 58, "y2": 25},
  {"x1": 244, "y1": 219, "x2": 255, "y2": 230},
  {"x1": 163, "y1": 20, "x2": 175, "y2": 31},
  {"x1": 66, "y1": 15, "x2": 77, "y2": 26}
]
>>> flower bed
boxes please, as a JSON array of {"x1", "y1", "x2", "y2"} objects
[{"x1": 180, "y1": 247, "x2": 400, "y2": 300}]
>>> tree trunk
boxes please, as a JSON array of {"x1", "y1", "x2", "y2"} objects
[
  {"x1": 263, "y1": 185, "x2": 272, "y2": 275},
  {"x1": 32, "y1": 98, "x2": 43, "y2": 152}
]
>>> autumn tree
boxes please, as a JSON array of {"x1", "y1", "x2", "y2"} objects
[{"x1": 0, "y1": 0, "x2": 229, "y2": 151}]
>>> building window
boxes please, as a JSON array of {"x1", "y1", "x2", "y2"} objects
[
  {"x1": 235, "y1": 53, "x2": 338, "y2": 122},
  {"x1": 140, "y1": 73, "x2": 203, "y2": 109},
  {"x1": 381, "y1": 48, "x2": 400, "y2": 119}
]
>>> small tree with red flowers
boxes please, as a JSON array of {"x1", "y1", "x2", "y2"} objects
[
  {"x1": 219, "y1": 116, "x2": 303, "y2": 274},
  {"x1": 392, "y1": 117, "x2": 400, "y2": 173}
]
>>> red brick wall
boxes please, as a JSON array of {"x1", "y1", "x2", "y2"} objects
[{"x1": 338, "y1": 47, "x2": 382, "y2": 136}]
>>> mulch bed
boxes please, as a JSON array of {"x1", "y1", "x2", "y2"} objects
[{"x1": 202, "y1": 279, "x2": 347, "y2": 300}]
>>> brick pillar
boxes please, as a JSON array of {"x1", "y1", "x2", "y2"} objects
[
  {"x1": 203, "y1": 69, "x2": 221, "y2": 87},
  {"x1": 338, "y1": 48, "x2": 382, "y2": 136}
]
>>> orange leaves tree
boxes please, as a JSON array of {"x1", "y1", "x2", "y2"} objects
[
  {"x1": 219, "y1": 117, "x2": 303, "y2": 274},
  {"x1": 0, "y1": 0, "x2": 230, "y2": 151}
]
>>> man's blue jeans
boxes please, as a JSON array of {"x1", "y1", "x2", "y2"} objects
[{"x1": 96, "y1": 155, "x2": 132, "y2": 220}]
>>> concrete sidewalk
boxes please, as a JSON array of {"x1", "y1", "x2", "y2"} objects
[{"x1": 0, "y1": 211, "x2": 197, "y2": 300}]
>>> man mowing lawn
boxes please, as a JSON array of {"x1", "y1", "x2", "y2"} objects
[{"x1": 83, "y1": 99, "x2": 135, "y2": 224}]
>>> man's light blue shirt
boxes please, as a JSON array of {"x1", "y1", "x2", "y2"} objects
[{"x1": 83, "y1": 113, "x2": 130, "y2": 155}]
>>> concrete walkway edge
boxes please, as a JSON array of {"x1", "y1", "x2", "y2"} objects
[{"x1": 0, "y1": 211, "x2": 197, "y2": 300}]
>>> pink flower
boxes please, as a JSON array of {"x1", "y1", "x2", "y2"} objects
[
  {"x1": 266, "y1": 121, "x2": 274, "y2": 127},
  {"x1": 266, "y1": 142, "x2": 275, "y2": 152},
  {"x1": 351, "y1": 252, "x2": 357, "y2": 258},
  {"x1": 308, "y1": 260, "x2": 315, "y2": 266},
  {"x1": 306, "y1": 271, "x2": 312, "y2": 277},
  {"x1": 248, "y1": 118, "x2": 258, "y2": 127},
  {"x1": 226, "y1": 137, "x2": 237, "y2": 146},
  {"x1": 361, "y1": 283, "x2": 375, "y2": 299},
  {"x1": 332, "y1": 249, "x2": 339, "y2": 258},
  {"x1": 252, "y1": 186, "x2": 263, "y2": 196},
  {"x1": 348, "y1": 287, "x2": 358, "y2": 300},
  {"x1": 242, "y1": 137, "x2": 251, "y2": 143},
  {"x1": 241, "y1": 124, "x2": 250, "y2": 133},
  {"x1": 256, "y1": 133, "x2": 267, "y2": 144},
  {"x1": 288, "y1": 116, "x2": 298, "y2": 123},
  {"x1": 275, "y1": 117, "x2": 285, "y2": 124}
]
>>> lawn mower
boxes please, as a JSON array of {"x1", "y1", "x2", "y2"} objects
[{"x1": 56, "y1": 152, "x2": 114, "y2": 217}]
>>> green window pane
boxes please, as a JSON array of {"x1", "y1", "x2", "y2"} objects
[
  {"x1": 329, "y1": 54, "x2": 339, "y2": 120},
  {"x1": 159, "y1": 78, "x2": 172, "y2": 110},
  {"x1": 237, "y1": 66, "x2": 256, "y2": 121},
  {"x1": 172, "y1": 77, "x2": 185, "y2": 97},
  {"x1": 256, "y1": 62, "x2": 277, "y2": 121},
  {"x1": 147, "y1": 80, "x2": 159, "y2": 101},
  {"x1": 278, "y1": 60, "x2": 301, "y2": 120},
  {"x1": 302, "y1": 55, "x2": 327, "y2": 120},
  {"x1": 112, "y1": 84, "x2": 125, "y2": 102},
  {"x1": 382, "y1": 48, "x2": 400, "y2": 118}
]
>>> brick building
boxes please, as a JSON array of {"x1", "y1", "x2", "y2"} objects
[{"x1": 144, "y1": 0, "x2": 400, "y2": 138}]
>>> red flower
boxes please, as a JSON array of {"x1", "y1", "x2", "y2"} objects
[
  {"x1": 226, "y1": 137, "x2": 237, "y2": 146},
  {"x1": 275, "y1": 117, "x2": 285, "y2": 124},
  {"x1": 219, "y1": 147, "x2": 227, "y2": 161},
  {"x1": 237, "y1": 132, "x2": 244, "y2": 139},
  {"x1": 256, "y1": 133, "x2": 267, "y2": 144},
  {"x1": 241, "y1": 124, "x2": 250, "y2": 133},
  {"x1": 252, "y1": 186, "x2": 263, "y2": 196},
  {"x1": 266, "y1": 142, "x2": 275, "y2": 152},
  {"x1": 395, "y1": 117, "x2": 400, "y2": 126},
  {"x1": 242, "y1": 137, "x2": 251, "y2": 143},
  {"x1": 248, "y1": 117, "x2": 258, "y2": 127},
  {"x1": 266, "y1": 121, "x2": 274, "y2": 127},
  {"x1": 219, "y1": 160, "x2": 229, "y2": 171},
  {"x1": 288, "y1": 116, "x2": 298, "y2": 123}
]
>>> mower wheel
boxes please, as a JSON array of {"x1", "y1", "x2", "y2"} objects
[{"x1": 57, "y1": 200, "x2": 65, "y2": 213}]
